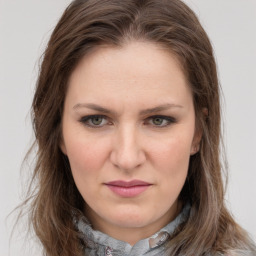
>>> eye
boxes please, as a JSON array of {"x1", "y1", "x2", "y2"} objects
[
  {"x1": 79, "y1": 115, "x2": 109, "y2": 128},
  {"x1": 146, "y1": 115, "x2": 176, "y2": 127},
  {"x1": 152, "y1": 117, "x2": 165, "y2": 126}
]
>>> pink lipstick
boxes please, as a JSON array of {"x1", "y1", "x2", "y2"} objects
[{"x1": 105, "y1": 180, "x2": 152, "y2": 197}]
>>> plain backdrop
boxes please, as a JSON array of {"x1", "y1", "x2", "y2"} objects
[{"x1": 0, "y1": 0, "x2": 255, "y2": 255}]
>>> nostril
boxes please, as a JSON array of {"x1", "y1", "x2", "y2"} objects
[
  {"x1": 109, "y1": 127, "x2": 146, "y2": 171},
  {"x1": 110, "y1": 146, "x2": 146, "y2": 171}
]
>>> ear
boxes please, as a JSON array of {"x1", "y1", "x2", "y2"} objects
[
  {"x1": 59, "y1": 137, "x2": 67, "y2": 155},
  {"x1": 190, "y1": 127, "x2": 202, "y2": 155},
  {"x1": 190, "y1": 108, "x2": 208, "y2": 155}
]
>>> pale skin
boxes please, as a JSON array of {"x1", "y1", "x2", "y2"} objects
[{"x1": 60, "y1": 41, "x2": 201, "y2": 245}]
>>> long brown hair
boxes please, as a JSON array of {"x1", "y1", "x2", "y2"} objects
[{"x1": 21, "y1": 0, "x2": 255, "y2": 255}]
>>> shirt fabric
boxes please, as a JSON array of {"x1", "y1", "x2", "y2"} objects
[{"x1": 74, "y1": 203, "x2": 190, "y2": 256}]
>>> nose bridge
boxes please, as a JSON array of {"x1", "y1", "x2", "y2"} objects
[{"x1": 110, "y1": 123, "x2": 145, "y2": 170}]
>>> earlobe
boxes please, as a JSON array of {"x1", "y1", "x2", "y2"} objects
[
  {"x1": 59, "y1": 126, "x2": 67, "y2": 155},
  {"x1": 59, "y1": 140, "x2": 67, "y2": 155},
  {"x1": 190, "y1": 127, "x2": 203, "y2": 155},
  {"x1": 190, "y1": 108, "x2": 207, "y2": 155},
  {"x1": 190, "y1": 144, "x2": 200, "y2": 155},
  {"x1": 190, "y1": 125, "x2": 203, "y2": 155}
]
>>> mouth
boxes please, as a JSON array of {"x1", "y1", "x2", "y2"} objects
[{"x1": 104, "y1": 180, "x2": 152, "y2": 197}]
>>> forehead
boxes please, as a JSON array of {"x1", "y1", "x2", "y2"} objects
[{"x1": 66, "y1": 41, "x2": 192, "y2": 109}]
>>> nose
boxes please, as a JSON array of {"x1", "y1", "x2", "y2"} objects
[{"x1": 110, "y1": 124, "x2": 146, "y2": 171}]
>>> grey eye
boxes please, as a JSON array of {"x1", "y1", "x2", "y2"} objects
[
  {"x1": 152, "y1": 117, "x2": 165, "y2": 126},
  {"x1": 80, "y1": 115, "x2": 109, "y2": 128},
  {"x1": 90, "y1": 116, "x2": 104, "y2": 125},
  {"x1": 146, "y1": 115, "x2": 176, "y2": 127}
]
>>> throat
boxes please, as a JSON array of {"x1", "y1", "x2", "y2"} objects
[{"x1": 84, "y1": 200, "x2": 182, "y2": 246}]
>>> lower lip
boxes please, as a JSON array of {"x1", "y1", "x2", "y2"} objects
[{"x1": 106, "y1": 185, "x2": 151, "y2": 197}]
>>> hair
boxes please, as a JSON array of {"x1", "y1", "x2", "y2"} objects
[{"x1": 20, "y1": 0, "x2": 255, "y2": 255}]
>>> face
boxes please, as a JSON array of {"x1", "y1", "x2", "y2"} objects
[{"x1": 61, "y1": 41, "x2": 201, "y2": 244}]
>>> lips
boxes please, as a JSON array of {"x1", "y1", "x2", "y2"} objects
[{"x1": 104, "y1": 180, "x2": 152, "y2": 197}]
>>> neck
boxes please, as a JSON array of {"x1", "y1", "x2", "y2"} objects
[{"x1": 85, "y1": 200, "x2": 182, "y2": 245}]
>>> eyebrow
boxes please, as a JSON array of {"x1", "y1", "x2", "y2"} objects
[
  {"x1": 73, "y1": 103, "x2": 183, "y2": 115},
  {"x1": 139, "y1": 103, "x2": 183, "y2": 115},
  {"x1": 73, "y1": 103, "x2": 112, "y2": 114}
]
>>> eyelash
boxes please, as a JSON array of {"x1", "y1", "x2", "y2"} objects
[
  {"x1": 79, "y1": 115, "x2": 111, "y2": 128},
  {"x1": 79, "y1": 115, "x2": 176, "y2": 128},
  {"x1": 146, "y1": 115, "x2": 176, "y2": 127}
]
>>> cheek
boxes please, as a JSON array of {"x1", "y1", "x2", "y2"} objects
[
  {"x1": 148, "y1": 133, "x2": 192, "y2": 193},
  {"x1": 64, "y1": 133, "x2": 110, "y2": 178},
  {"x1": 64, "y1": 135, "x2": 112, "y2": 203},
  {"x1": 151, "y1": 134, "x2": 192, "y2": 170}
]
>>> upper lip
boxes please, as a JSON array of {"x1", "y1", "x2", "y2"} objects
[{"x1": 105, "y1": 180, "x2": 152, "y2": 187}]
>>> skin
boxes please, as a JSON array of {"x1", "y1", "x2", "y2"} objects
[{"x1": 61, "y1": 41, "x2": 201, "y2": 245}]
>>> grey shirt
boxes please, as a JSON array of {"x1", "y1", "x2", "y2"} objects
[{"x1": 75, "y1": 204, "x2": 190, "y2": 256}]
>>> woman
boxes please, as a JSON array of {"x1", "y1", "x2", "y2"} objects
[{"x1": 23, "y1": 0, "x2": 256, "y2": 255}]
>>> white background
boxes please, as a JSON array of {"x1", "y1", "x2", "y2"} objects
[{"x1": 0, "y1": 0, "x2": 255, "y2": 255}]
